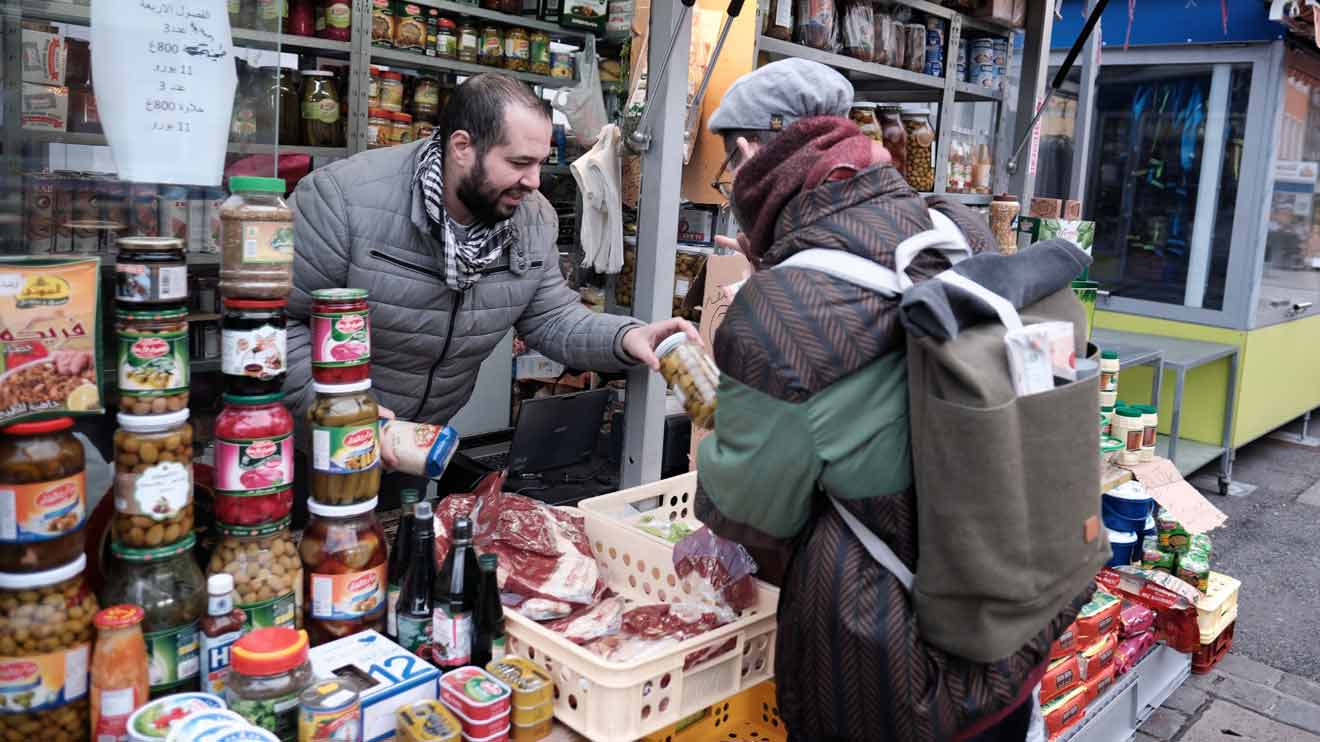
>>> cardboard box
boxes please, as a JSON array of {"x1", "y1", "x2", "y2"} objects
[
  {"x1": 1029, "y1": 197, "x2": 1062, "y2": 219},
  {"x1": 21, "y1": 26, "x2": 65, "y2": 86},
  {"x1": 21, "y1": 82, "x2": 68, "y2": 132},
  {"x1": 1064, "y1": 200, "x2": 1083, "y2": 221},
  {"x1": 308, "y1": 630, "x2": 439, "y2": 742}
]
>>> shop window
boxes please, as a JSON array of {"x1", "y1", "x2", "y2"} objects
[{"x1": 1084, "y1": 63, "x2": 1252, "y2": 312}]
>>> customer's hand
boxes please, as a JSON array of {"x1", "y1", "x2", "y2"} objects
[
  {"x1": 378, "y1": 405, "x2": 398, "y2": 470},
  {"x1": 622, "y1": 318, "x2": 702, "y2": 371}
]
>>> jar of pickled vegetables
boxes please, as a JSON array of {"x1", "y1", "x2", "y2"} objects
[
  {"x1": 0, "y1": 417, "x2": 86, "y2": 573},
  {"x1": 300, "y1": 498, "x2": 387, "y2": 645},
  {"x1": 436, "y1": 17, "x2": 458, "y2": 58},
  {"x1": 100, "y1": 535, "x2": 205, "y2": 697},
  {"x1": 504, "y1": 27, "x2": 530, "y2": 72},
  {"x1": 655, "y1": 333, "x2": 718, "y2": 429},
  {"x1": 116, "y1": 307, "x2": 191, "y2": 416},
  {"x1": 227, "y1": 628, "x2": 313, "y2": 741},
  {"x1": 309, "y1": 288, "x2": 371, "y2": 384},
  {"x1": 529, "y1": 30, "x2": 551, "y2": 75},
  {"x1": 412, "y1": 75, "x2": 441, "y2": 121},
  {"x1": 308, "y1": 380, "x2": 381, "y2": 506},
  {"x1": 113, "y1": 410, "x2": 195, "y2": 549},
  {"x1": 214, "y1": 393, "x2": 295, "y2": 522},
  {"x1": 207, "y1": 519, "x2": 302, "y2": 631},
  {"x1": 479, "y1": 25, "x2": 504, "y2": 67},
  {"x1": 0, "y1": 554, "x2": 97, "y2": 741},
  {"x1": 458, "y1": 21, "x2": 480, "y2": 63}
]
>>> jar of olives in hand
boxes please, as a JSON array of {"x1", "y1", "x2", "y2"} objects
[
  {"x1": 207, "y1": 519, "x2": 302, "y2": 631},
  {"x1": 113, "y1": 410, "x2": 195, "y2": 549},
  {"x1": 0, "y1": 555, "x2": 98, "y2": 741},
  {"x1": 0, "y1": 417, "x2": 86, "y2": 573},
  {"x1": 308, "y1": 380, "x2": 380, "y2": 506},
  {"x1": 116, "y1": 307, "x2": 191, "y2": 416},
  {"x1": 655, "y1": 333, "x2": 719, "y2": 429},
  {"x1": 300, "y1": 498, "x2": 387, "y2": 645}
]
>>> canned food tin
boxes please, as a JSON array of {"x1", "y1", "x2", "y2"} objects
[
  {"x1": 971, "y1": 64, "x2": 998, "y2": 88},
  {"x1": 299, "y1": 679, "x2": 362, "y2": 741},
  {"x1": 924, "y1": 60, "x2": 944, "y2": 77},
  {"x1": 969, "y1": 38, "x2": 996, "y2": 65}
]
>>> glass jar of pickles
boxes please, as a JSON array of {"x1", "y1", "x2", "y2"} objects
[
  {"x1": 300, "y1": 498, "x2": 387, "y2": 645},
  {"x1": 436, "y1": 17, "x2": 459, "y2": 58},
  {"x1": 504, "y1": 27, "x2": 530, "y2": 72},
  {"x1": 112, "y1": 410, "x2": 195, "y2": 549},
  {"x1": 116, "y1": 307, "x2": 190, "y2": 416},
  {"x1": 900, "y1": 106, "x2": 935, "y2": 192},
  {"x1": 479, "y1": 25, "x2": 504, "y2": 67},
  {"x1": 655, "y1": 333, "x2": 718, "y2": 429},
  {"x1": 412, "y1": 75, "x2": 441, "y2": 121},
  {"x1": 0, "y1": 555, "x2": 97, "y2": 741},
  {"x1": 308, "y1": 380, "x2": 381, "y2": 506},
  {"x1": 458, "y1": 21, "x2": 480, "y2": 63},
  {"x1": 0, "y1": 418, "x2": 86, "y2": 573},
  {"x1": 207, "y1": 519, "x2": 302, "y2": 631},
  {"x1": 529, "y1": 30, "x2": 551, "y2": 75}
]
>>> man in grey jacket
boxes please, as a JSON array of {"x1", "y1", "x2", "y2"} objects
[{"x1": 285, "y1": 73, "x2": 694, "y2": 448}]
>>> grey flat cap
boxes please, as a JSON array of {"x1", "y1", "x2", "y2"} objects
[{"x1": 707, "y1": 58, "x2": 855, "y2": 134}]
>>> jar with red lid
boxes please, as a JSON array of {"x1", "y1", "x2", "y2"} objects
[
  {"x1": 214, "y1": 393, "x2": 295, "y2": 524},
  {"x1": 310, "y1": 289, "x2": 370, "y2": 384},
  {"x1": 0, "y1": 417, "x2": 86, "y2": 572},
  {"x1": 227, "y1": 627, "x2": 313, "y2": 740},
  {"x1": 222, "y1": 298, "x2": 287, "y2": 397},
  {"x1": 319, "y1": 0, "x2": 352, "y2": 41}
]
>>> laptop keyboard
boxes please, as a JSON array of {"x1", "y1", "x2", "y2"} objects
[{"x1": 474, "y1": 451, "x2": 510, "y2": 472}]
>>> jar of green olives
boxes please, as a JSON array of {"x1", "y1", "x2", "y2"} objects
[
  {"x1": 308, "y1": 381, "x2": 380, "y2": 506},
  {"x1": 0, "y1": 417, "x2": 86, "y2": 573},
  {"x1": 113, "y1": 410, "x2": 195, "y2": 549},
  {"x1": 655, "y1": 333, "x2": 718, "y2": 429}
]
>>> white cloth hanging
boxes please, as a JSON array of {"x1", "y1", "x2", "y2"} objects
[{"x1": 571, "y1": 123, "x2": 625, "y2": 274}]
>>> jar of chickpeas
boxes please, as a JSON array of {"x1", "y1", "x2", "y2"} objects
[
  {"x1": 206, "y1": 518, "x2": 302, "y2": 631},
  {"x1": 0, "y1": 554, "x2": 98, "y2": 741},
  {"x1": 113, "y1": 410, "x2": 195, "y2": 549}
]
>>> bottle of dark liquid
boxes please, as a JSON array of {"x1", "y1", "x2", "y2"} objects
[
  {"x1": 473, "y1": 553, "x2": 505, "y2": 667},
  {"x1": 432, "y1": 516, "x2": 481, "y2": 670},
  {"x1": 396, "y1": 501, "x2": 435, "y2": 661},
  {"x1": 387, "y1": 487, "x2": 422, "y2": 642}
]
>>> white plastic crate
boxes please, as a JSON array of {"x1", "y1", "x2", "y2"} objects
[
  {"x1": 502, "y1": 505, "x2": 778, "y2": 742},
  {"x1": 577, "y1": 472, "x2": 704, "y2": 548}
]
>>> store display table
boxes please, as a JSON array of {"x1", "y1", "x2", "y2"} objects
[
  {"x1": 1092, "y1": 329, "x2": 1240, "y2": 494},
  {"x1": 1061, "y1": 644, "x2": 1191, "y2": 742}
]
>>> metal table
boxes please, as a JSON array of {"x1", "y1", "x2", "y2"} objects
[
  {"x1": 1091, "y1": 333, "x2": 1165, "y2": 407},
  {"x1": 1092, "y1": 329, "x2": 1240, "y2": 495}
]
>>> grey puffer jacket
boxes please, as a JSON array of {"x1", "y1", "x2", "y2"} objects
[{"x1": 284, "y1": 139, "x2": 641, "y2": 424}]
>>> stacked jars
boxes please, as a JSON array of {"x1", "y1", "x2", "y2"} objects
[{"x1": 213, "y1": 176, "x2": 299, "y2": 633}]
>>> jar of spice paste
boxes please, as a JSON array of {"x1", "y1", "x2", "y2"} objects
[
  {"x1": 308, "y1": 380, "x2": 381, "y2": 506},
  {"x1": 309, "y1": 288, "x2": 371, "y2": 384},
  {"x1": 367, "y1": 108, "x2": 392, "y2": 149},
  {"x1": 379, "y1": 71, "x2": 405, "y2": 112},
  {"x1": 115, "y1": 236, "x2": 187, "y2": 306},
  {"x1": 0, "y1": 418, "x2": 86, "y2": 573},
  {"x1": 0, "y1": 555, "x2": 97, "y2": 740},
  {"x1": 227, "y1": 628, "x2": 313, "y2": 741},
  {"x1": 300, "y1": 498, "x2": 387, "y2": 645},
  {"x1": 101, "y1": 535, "x2": 205, "y2": 697},
  {"x1": 220, "y1": 176, "x2": 294, "y2": 300},
  {"x1": 222, "y1": 298, "x2": 287, "y2": 397},
  {"x1": 207, "y1": 519, "x2": 302, "y2": 631},
  {"x1": 112, "y1": 410, "x2": 194, "y2": 549},
  {"x1": 214, "y1": 393, "x2": 294, "y2": 506},
  {"x1": 116, "y1": 307, "x2": 190, "y2": 416}
]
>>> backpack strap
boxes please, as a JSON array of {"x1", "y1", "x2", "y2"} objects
[{"x1": 830, "y1": 496, "x2": 914, "y2": 592}]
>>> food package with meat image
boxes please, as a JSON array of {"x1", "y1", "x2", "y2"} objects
[
  {"x1": 0, "y1": 257, "x2": 103, "y2": 424},
  {"x1": 672, "y1": 526, "x2": 759, "y2": 612},
  {"x1": 434, "y1": 472, "x2": 606, "y2": 620},
  {"x1": 1119, "y1": 601, "x2": 1156, "y2": 638},
  {"x1": 583, "y1": 602, "x2": 738, "y2": 668},
  {"x1": 1114, "y1": 630, "x2": 1157, "y2": 674}
]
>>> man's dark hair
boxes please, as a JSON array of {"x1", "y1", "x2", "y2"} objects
[{"x1": 439, "y1": 73, "x2": 550, "y2": 156}]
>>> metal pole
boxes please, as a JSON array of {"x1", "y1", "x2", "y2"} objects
[
  {"x1": 1068, "y1": 0, "x2": 1102, "y2": 204},
  {"x1": 1007, "y1": 0, "x2": 1059, "y2": 203},
  {"x1": 621, "y1": 0, "x2": 691, "y2": 487}
]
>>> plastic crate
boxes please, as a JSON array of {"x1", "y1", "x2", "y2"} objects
[
  {"x1": 640, "y1": 681, "x2": 785, "y2": 742},
  {"x1": 503, "y1": 507, "x2": 779, "y2": 742},
  {"x1": 1191, "y1": 620, "x2": 1235, "y2": 674},
  {"x1": 1196, "y1": 572, "x2": 1240, "y2": 644},
  {"x1": 577, "y1": 472, "x2": 704, "y2": 548}
]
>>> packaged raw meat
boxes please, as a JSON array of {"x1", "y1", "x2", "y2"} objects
[
  {"x1": 544, "y1": 595, "x2": 628, "y2": 644},
  {"x1": 581, "y1": 602, "x2": 736, "y2": 665},
  {"x1": 672, "y1": 527, "x2": 758, "y2": 612}
]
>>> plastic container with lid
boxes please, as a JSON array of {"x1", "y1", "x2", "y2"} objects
[
  {"x1": 117, "y1": 306, "x2": 191, "y2": 416},
  {"x1": 214, "y1": 393, "x2": 294, "y2": 503},
  {"x1": 367, "y1": 108, "x2": 392, "y2": 149},
  {"x1": 1114, "y1": 408, "x2": 1144, "y2": 466},
  {"x1": 300, "y1": 497, "x2": 387, "y2": 644},
  {"x1": 655, "y1": 332, "x2": 718, "y2": 429},
  {"x1": 396, "y1": 699, "x2": 461, "y2": 742},
  {"x1": 394, "y1": 112, "x2": 416, "y2": 145},
  {"x1": 0, "y1": 555, "x2": 97, "y2": 740},
  {"x1": 439, "y1": 666, "x2": 511, "y2": 724},
  {"x1": 91, "y1": 604, "x2": 149, "y2": 741},
  {"x1": 379, "y1": 71, "x2": 405, "y2": 112},
  {"x1": 116, "y1": 236, "x2": 188, "y2": 305},
  {"x1": 0, "y1": 417, "x2": 86, "y2": 572},
  {"x1": 298, "y1": 679, "x2": 361, "y2": 741},
  {"x1": 220, "y1": 176, "x2": 294, "y2": 300},
  {"x1": 1099, "y1": 350, "x2": 1120, "y2": 393},
  {"x1": 309, "y1": 288, "x2": 371, "y2": 384},
  {"x1": 113, "y1": 410, "x2": 195, "y2": 549},
  {"x1": 126, "y1": 692, "x2": 227, "y2": 741},
  {"x1": 208, "y1": 519, "x2": 302, "y2": 631},
  {"x1": 227, "y1": 628, "x2": 314, "y2": 741},
  {"x1": 222, "y1": 298, "x2": 288, "y2": 397},
  {"x1": 102, "y1": 535, "x2": 206, "y2": 696},
  {"x1": 1136, "y1": 404, "x2": 1158, "y2": 462},
  {"x1": 308, "y1": 380, "x2": 380, "y2": 505},
  {"x1": 162, "y1": 709, "x2": 249, "y2": 742}
]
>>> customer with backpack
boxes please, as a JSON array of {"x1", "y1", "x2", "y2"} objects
[{"x1": 696, "y1": 59, "x2": 1094, "y2": 741}]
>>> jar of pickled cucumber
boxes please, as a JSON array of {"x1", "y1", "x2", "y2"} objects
[
  {"x1": 655, "y1": 333, "x2": 718, "y2": 429},
  {"x1": 112, "y1": 410, "x2": 195, "y2": 549},
  {"x1": 307, "y1": 381, "x2": 380, "y2": 506}
]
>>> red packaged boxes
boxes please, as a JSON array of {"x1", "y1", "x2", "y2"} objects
[
  {"x1": 1075, "y1": 591, "x2": 1121, "y2": 646},
  {"x1": 1049, "y1": 621, "x2": 1079, "y2": 661},
  {"x1": 1079, "y1": 632, "x2": 1117, "y2": 679},
  {"x1": 1085, "y1": 664, "x2": 1117, "y2": 705},
  {"x1": 1042, "y1": 686, "x2": 1087, "y2": 739},
  {"x1": 440, "y1": 666, "x2": 511, "y2": 740},
  {"x1": 1041, "y1": 655, "x2": 1081, "y2": 705}
]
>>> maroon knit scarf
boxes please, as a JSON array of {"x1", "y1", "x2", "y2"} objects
[{"x1": 731, "y1": 116, "x2": 876, "y2": 264}]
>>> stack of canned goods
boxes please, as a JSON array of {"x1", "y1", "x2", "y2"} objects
[{"x1": 962, "y1": 36, "x2": 1010, "y2": 91}]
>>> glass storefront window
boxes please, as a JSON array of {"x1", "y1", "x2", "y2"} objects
[
  {"x1": 1084, "y1": 63, "x2": 1252, "y2": 312},
  {"x1": 1035, "y1": 67, "x2": 1081, "y2": 201}
]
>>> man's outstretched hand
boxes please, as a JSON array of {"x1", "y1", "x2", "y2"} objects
[{"x1": 621, "y1": 318, "x2": 703, "y2": 371}]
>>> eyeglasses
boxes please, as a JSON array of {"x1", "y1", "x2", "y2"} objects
[{"x1": 710, "y1": 148, "x2": 739, "y2": 201}]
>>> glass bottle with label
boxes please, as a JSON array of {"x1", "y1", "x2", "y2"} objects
[
  {"x1": 431, "y1": 516, "x2": 480, "y2": 671},
  {"x1": 387, "y1": 488, "x2": 422, "y2": 641},
  {"x1": 473, "y1": 553, "x2": 504, "y2": 667},
  {"x1": 200, "y1": 574, "x2": 246, "y2": 697},
  {"x1": 300, "y1": 498, "x2": 387, "y2": 645},
  {"x1": 219, "y1": 176, "x2": 294, "y2": 300},
  {"x1": 91, "y1": 604, "x2": 149, "y2": 742},
  {"x1": 396, "y1": 500, "x2": 435, "y2": 660}
]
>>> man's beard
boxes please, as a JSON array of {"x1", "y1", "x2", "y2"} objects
[{"x1": 456, "y1": 156, "x2": 526, "y2": 225}]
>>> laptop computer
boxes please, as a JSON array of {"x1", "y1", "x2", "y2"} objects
[{"x1": 462, "y1": 388, "x2": 612, "y2": 476}]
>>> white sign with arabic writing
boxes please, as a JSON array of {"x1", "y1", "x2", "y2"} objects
[{"x1": 91, "y1": 0, "x2": 236, "y2": 186}]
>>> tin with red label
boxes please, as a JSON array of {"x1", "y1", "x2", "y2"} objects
[
  {"x1": 299, "y1": 679, "x2": 362, "y2": 741},
  {"x1": 439, "y1": 666, "x2": 511, "y2": 724}
]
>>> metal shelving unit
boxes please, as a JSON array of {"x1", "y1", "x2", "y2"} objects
[{"x1": 368, "y1": 47, "x2": 573, "y2": 89}]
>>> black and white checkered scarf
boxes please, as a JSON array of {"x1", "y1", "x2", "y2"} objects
[{"x1": 416, "y1": 136, "x2": 515, "y2": 291}]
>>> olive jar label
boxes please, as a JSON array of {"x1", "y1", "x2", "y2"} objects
[
  {"x1": 118, "y1": 331, "x2": 189, "y2": 396},
  {"x1": 310, "y1": 564, "x2": 386, "y2": 620},
  {"x1": 0, "y1": 643, "x2": 90, "y2": 712},
  {"x1": 0, "y1": 471, "x2": 85, "y2": 542},
  {"x1": 145, "y1": 622, "x2": 200, "y2": 692},
  {"x1": 118, "y1": 461, "x2": 191, "y2": 519}
]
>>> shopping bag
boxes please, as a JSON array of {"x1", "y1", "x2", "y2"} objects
[{"x1": 552, "y1": 36, "x2": 608, "y2": 146}]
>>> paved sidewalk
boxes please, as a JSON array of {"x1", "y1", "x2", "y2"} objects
[{"x1": 1138, "y1": 653, "x2": 1320, "y2": 741}]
